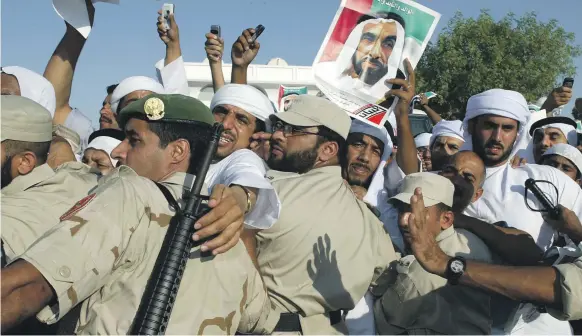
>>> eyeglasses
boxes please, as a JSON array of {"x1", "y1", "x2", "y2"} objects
[{"x1": 271, "y1": 121, "x2": 320, "y2": 137}]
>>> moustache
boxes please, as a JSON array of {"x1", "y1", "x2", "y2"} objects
[
  {"x1": 99, "y1": 116, "x2": 112, "y2": 124},
  {"x1": 350, "y1": 162, "x2": 371, "y2": 173},
  {"x1": 358, "y1": 55, "x2": 384, "y2": 69},
  {"x1": 220, "y1": 130, "x2": 237, "y2": 141},
  {"x1": 448, "y1": 173, "x2": 475, "y2": 212},
  {"x1": 485, "y1": 141, "x2": 504, "y2": 150}
]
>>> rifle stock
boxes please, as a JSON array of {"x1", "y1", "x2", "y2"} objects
[{"x1": 130, "y1": 123, "x2": 223, "y2": 335}]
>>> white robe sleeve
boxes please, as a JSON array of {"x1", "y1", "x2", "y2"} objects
[
  {"x1": 345, "y1": 292, "x2": 376, "y2": 335},
  {"x1": 206, "y1": 150, "x2": 281, "y2": 230},
  {"x1": 155, "y1": 56, "x2": 190, "y2": 96},
  {"x1": 384, "y1": 157, "x2": 422, "y2": 198}
]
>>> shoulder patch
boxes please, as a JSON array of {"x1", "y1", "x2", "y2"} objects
[{"x1": 60, "y1": 193, "x2": 97, "y2": 222}]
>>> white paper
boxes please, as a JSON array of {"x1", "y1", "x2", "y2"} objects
[{"x1": 52, "y1": 0, "x2": 119, "y2": 39}]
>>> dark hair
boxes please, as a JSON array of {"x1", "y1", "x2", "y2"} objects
[
  {"x1": 434, "y1": 202, "x2": 453, "y2": 214},
  {"x1": 2, "y1": 140, "x2": 51, "y2": 165},
  {"x1": 107, "y1": 84, "x2": 119, "y2": 95},
  {"x1": 543, "y1": 154, "x2": 582, "y2": 180},
  {"x1": 255, "y1": 119, "x2": 266, "y2": 133},
  {"x1": 384, "y1": 121, "x2": 397, "y2": 146},
  {"x1": 357, "y1": 11, "x2": 406, "y2": 29},
  {"x1": 88, "y1": 128, "x2": 126, "y2": 143},
  {"x1": 138, "y1": 117, "x2": 212, "y2": 175},
  {"x1": 317, "y1": 125, "x2": 347, "y2": 162}
]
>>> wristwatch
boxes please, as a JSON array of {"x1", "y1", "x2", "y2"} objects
[{"x1": 445, "y1": 256, "x2": 466, "y2": 285}]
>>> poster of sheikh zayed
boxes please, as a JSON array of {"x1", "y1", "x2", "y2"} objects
[{"x1": 313, "y1": 0, "x2": 440, "y2": 112}]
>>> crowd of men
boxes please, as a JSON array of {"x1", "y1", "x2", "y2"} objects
[{"x1": 1, "y1": 3, "x2": 582, "y2": 335}]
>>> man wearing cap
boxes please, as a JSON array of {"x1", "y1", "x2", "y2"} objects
[
  {"x1": 1, "y1": 66, "x2": 56, "y2": 115},
  {"x1": 52, "y1": 124, "x2": 83, "y2": 161},
  {"x1": 461, "y1": 88, "x2": 582, "y2": 334},
  {"x1": 343, "y1": 118, "x2": 392, "y2": 202},
  {"x1": 206, "y1": 83, "x2": 281, "y2": 230},
  {"x1": 241, "y1": 95, "x2": 397, "y2": 334},
  {"x1": 530, "y1": 116, "x2": 578, "y2": 164},
  {"x1": 372, "y1": 172, "x2": 493, "y2": 334},
  {"x1": 82, "y1": 128, "x2": 125, "y2": 175},
  {"x1": 541, "y1": 143, "x2": 582, "y2": 184},
  {"x1": 0, "y1": 94, "x2": 274, "y2": 334},
  {"x1": 430, "y1": 119, "x2": 465, "y2": 171},
  {"x1": 414, "y1": 132, "x2": 432, "y2": 171},
  {"x1": 1, "y1": 96, "x2": 101, "y2": 264},
  {"x1": 404, "y1": 186, "x2": 582, "y2": 323}
]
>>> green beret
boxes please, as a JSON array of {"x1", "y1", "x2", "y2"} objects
[{"x1": 118, "y1": 93, "x2": 216, "y2": 128}]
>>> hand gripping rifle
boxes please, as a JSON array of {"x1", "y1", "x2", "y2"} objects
[{"x1": 130, "y1": 123, "x2": 223, "y2": 335}]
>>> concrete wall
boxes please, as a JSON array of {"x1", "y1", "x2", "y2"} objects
[{"x1": 184, "y1": 59, "x2": 319, "y2": 107}]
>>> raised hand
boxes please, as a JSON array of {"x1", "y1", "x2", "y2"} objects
[
  {"x1": 157, "y1": 9, "x2": 180, "y2": 47},
  {"x1": 405, "y1": 187, "x2": 449, "y2": 276},
  {"x1": 205, "y1": 32, "x2": 224, "y2": 63},
  {"x1": 231, "y1": 28, "x2": 260, "y2": 67},
  {"x1": 384, "y1": 59, "x2": 416, "y2": 116}
]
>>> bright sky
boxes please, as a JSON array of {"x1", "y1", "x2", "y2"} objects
[{"x1": 2, "y1": 0, "x2": 581, "y2": 127}]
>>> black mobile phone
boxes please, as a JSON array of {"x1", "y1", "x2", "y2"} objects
[
  {"x1": 250, "y1": 24, "x2": 265, "y2": 44},
  {"x1": 577, "y1": 132, "x2": 582, "y2": 146},
  {"x1": 563, "y1": 77, "x2": 574, "y2": 88},
  {"x1": 210, "y1": 25, "x2": 221, "y2": 38}
]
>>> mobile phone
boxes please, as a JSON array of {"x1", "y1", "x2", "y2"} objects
[
  {"x1": 563, "y1": 77, "x2": 574, "y2": 88},
  {"x1": 210, "y1": 25, "x2": 221, "y2": 38},
  {"x1": 577, "y1": 132, "x2": 582, "y2": 146},
  {"x1": 250, "y1": 24, "x2": 265, "y2": 44},
  {"x1": 162, "y1": 3, "x2": 175, "y2": 30}
]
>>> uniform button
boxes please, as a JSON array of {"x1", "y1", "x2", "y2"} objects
[{"x1": 59, "y1": 266, "x2": 71, "y2": 278}]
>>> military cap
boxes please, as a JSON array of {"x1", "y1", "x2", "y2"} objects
[
  {"x1": 118, "y1": 93, "x2": 216, "y2": 128},
  {"x1": 389, "y1": 172, "x2": 454, "y2": 207},
  {"x1": 270, "y1": 95, "x2": 351, "y2": 140},
  {"x1": 53, "y1": 124, "x2": 81, "y2": 154},
  {"x1": 1, "y1": 95, "x2": 52, "y2": 142}
]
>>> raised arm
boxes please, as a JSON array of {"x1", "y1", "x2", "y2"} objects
[
  {"x1": 155, "y1": 9, "x2": 188, "y2": 95},
  {"x1": 43, "y1": 0, "x2": 94, "y2": 125},
  {"x1": 231, "y1": 28, "x2": 261, "y2": 85},
  {"x1": 384, "y1": 59, "x2": 419, "y2": 174},
  {"x1": 541, "y1": 86, "x2": 573, "y2": 117},
  {"x1": 157, "y1": 10, "x2": 181, "y2": 67},
  {"x1": 205, "y1": 32, "x2": 226, "y2": 92},
  {"x1": 455, "y1": 214, "x2": 543, "y2": 265},
  {"x1": 417, "y1": 93, "x2": 442, "y2": 125},
  {"x1": 406, "y1": 187, "x2": 561, "y2": 307}
]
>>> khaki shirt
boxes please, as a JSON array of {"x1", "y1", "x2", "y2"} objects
[
  {"x1": 2, "y1": 162, "x2": 100, "y2": 262},
  {"x1": 373, "y1": 226, "x2": 493, "y2": 335},
  {"x1": 256, "y1": 166, "x2": 397, "y2": 335},
  {"x1": 19, "y1": 166, "x2": 273, "y2": 335},
  {"x1": 550, "y1": 255, "x2": 582, "y2": 320}
]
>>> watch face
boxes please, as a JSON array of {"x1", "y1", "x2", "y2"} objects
[{"x1": 450, "y1": 260, "x2": 465, "y2": 273}]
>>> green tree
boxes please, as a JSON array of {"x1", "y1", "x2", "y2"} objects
[{"x1": 416, "y1": 10, "x2": 581, "y2": 120}]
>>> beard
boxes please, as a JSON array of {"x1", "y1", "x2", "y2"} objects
[
  {"x1": 268, "y1": 146, "x2": 319, "y2": 174},
  {"x1": 352, "y1": 53, "x2": 388, "y2": 86},
  {"x1": 472, "y1": 137, "x2": 515, "y2": 167},
  {"x1": 448, "y1": 174, "x2": 475, "y2": 213},
  {"x1": 431, "y1": 153, "x2": 449, "y2": 172},
  {"x1": 1, "y1": 156, "x2": 14, "y2": 189},
  {"x1": 346, "y1": 163, "x2": 373, "y2": 187}
]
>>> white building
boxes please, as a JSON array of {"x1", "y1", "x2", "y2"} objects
[{"x1": 183, "y1": 57, "x2": 319, "y2": 107}]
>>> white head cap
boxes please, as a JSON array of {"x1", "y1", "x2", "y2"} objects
[
  {"x1": 2, "y1": 66, "x2": 57, "y2": 116},
  {"x1": 542, "y1": 143, "x2": 582, "y2": 176},
  {"x1": 414, "y1": 133, "x2": 432, "y2": 148},
  {"x1": 110, "y1": 76, "x2": 165, "y2": 114},
  {"x1": 210, "y1": 84, "x2": 276, "y2": 122}
]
